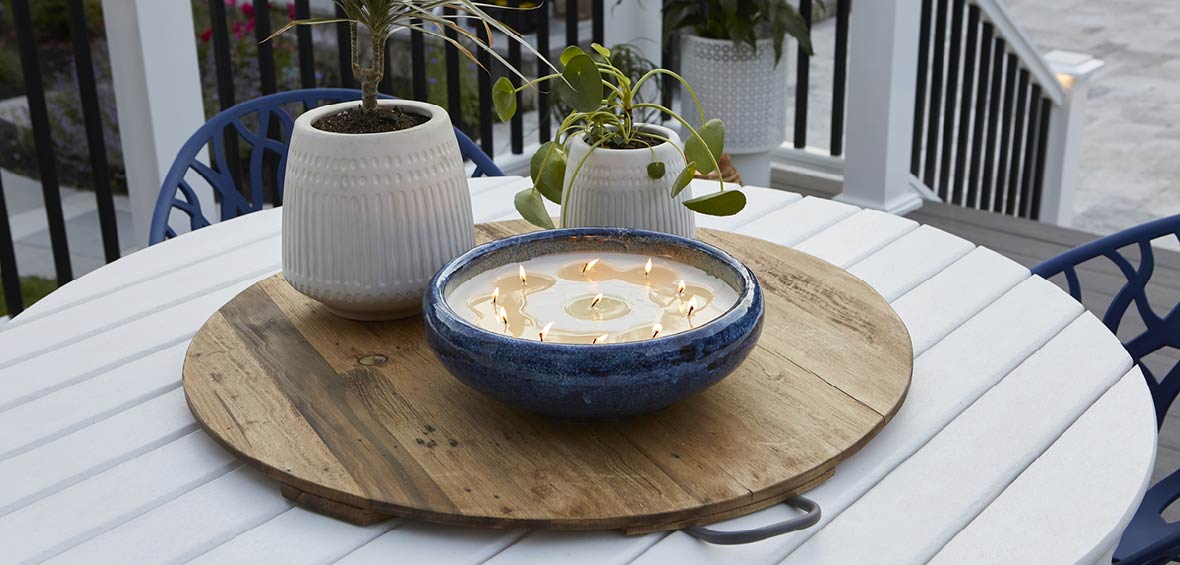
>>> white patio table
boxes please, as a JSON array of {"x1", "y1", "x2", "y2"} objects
[{"x1": 0, "y1": 176, "x2": 1157, "y2": 564}]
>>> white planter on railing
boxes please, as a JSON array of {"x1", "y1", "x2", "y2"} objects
[
  {"x1": 282, "y1": 100, "x2": 475, "y2": 321},
  {"x1": 561, "y1": 124, "x2": 695, "y2": 238},
  {"x1": 679, "y1": 34, "x2": 788, "y2": 154}
]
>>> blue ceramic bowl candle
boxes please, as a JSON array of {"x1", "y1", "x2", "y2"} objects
[{"x1": 423, "y1": 228, "x2": 763, "y2": 419}]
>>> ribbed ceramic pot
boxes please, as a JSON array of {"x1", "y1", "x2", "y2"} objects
[
  {"x1": 680, "y1": 34, "x2": 788, "y2": 153},
  {"x1": 561, "y1": 124, "x2": 695, "y2": 238},
  {"x1": 282, "y1": 100, "x2": 475, "y2": 321}
]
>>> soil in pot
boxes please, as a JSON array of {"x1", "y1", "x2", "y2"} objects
[{"x1": 313, "y1": 106, "x2": 429, "y2": 134}]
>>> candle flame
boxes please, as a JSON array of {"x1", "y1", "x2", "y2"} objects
[
  {"x1": 491, "y1": 286, "x2": 500, "y2": 306},
  {"x1": 590, "y1": 292, "x2": 603, "y2": 309},
  {"x1": 687, "y1": 297, "x2": 697, "y2": 317},
  {"x1": 497, "y1": 306, "x2": 508, "y2": 329},
  {"x1": 644, "y1": 257, "x2": 653, "y2": 277},
  {"x1": 651, "y1": 323, "x2": 662, "y2": 339},
  {"x1": 539, "y1": 322, "x2": 554, "y2": 342},
  {"x1": 593, "y1": 334, "x2": 609, "y2": 345},
  {"x1": 677, "y1": 280, "x2": 686, "y2": 296},
  {"x1": 518, "y1": 264, "x2": 527, "y2": 285},
  {"x1": 582, "y1": 258, "x2": 600, "y2": 274}
]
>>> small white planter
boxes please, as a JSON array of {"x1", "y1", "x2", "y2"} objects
[
  {"x1": 282, "y1": 100, "x2": 475, "y2": 320},
  {"x1": 680, "y1": 34, "x2": 788, "y2": 154},
  {"x1": 560, "y1": 124, "x2": 695, "y2": 238}
]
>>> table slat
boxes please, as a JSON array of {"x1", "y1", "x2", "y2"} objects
[
  {"x1": 848, "y1": 225, "x2": 974, "y2": 302},
  {"x1": 783, "y1": 313, "x2": 1132, "y2": 563},
  {"x1": 794, "y1": 210, "x2": 918, "y2": 267},
  {"x1": 739, "y1": 197, "x2": 858, "y2": 247},
  {"x1": 930, "y1": 368, "x2": 1156, "y2": 565},
  {"x1": 186, "y1": 508, "x2": 395, "y2": 565},
  {"x1": 337, "y1": 523, "x2": 524, "y2": 565}
]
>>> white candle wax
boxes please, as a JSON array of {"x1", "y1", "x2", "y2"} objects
[{"x1": 447, "y1": 252, "x2": 739, "y2": 344}]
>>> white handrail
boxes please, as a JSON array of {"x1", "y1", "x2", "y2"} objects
[{"x1": 971, "y1": 0, "x2": 1066, "y2": 105}]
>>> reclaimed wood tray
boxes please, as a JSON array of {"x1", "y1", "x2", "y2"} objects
[{"x1": 182, "y1": 221, "x2": 912, "y2": 534}]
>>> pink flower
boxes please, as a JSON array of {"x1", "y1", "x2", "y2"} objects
[
  {"x1": 200, "y1": 26, "x2": 213, "y2": 42},
  {"x1": 241, "y1": 2, "x2": 254, "y2": 16},
  {"x1": 232, "y1": 20, "x2": 244, "y2": 39},
  {"x1": 225, "y1": 0, "x2": 236, "y2": 8},
  {"x1": 288, "y1": 3, "x2": 296, "y2": 19}
]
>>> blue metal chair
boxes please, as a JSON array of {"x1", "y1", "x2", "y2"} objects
[
  {"x1": 149, "y1": 88, "x2": 500, "y2": 245},
  {"x1": 1032, "y1": 214, "x2": 1180, "y2": 565}
]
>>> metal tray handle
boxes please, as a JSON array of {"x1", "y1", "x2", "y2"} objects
[{"x1": 683, "y1": 495, "x2": 821, "y2": 545}]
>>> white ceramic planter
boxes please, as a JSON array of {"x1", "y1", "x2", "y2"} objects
[
  {"x1": 680, "y1": 34, "x2": 788, "y2": 154},
  {"x1": 560, "y1": 124, "x2": 695, "y2": 238},
  {"x1": 282, "y1": 100, "x2": 475, "y2": 320}
]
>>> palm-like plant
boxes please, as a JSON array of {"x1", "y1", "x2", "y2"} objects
[{"x1": 267, "y1": 0, "x2": 546, "y2": 115}]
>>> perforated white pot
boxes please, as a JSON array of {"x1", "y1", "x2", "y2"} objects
[
  {"x1": 282, "y1": 100, "x2": 475, "y2": 320},
  {"x1": 680, "y1": 34, "x2": 789, "y2": 154}
]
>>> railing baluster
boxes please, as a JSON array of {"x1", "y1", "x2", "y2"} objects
[
  {"x1": 980, "y1": 39, "x2": 1005, "y2": 212},
  {"x1": 922, "y1": 0, "x2": 948, "y2": 189},
  {"x1": 937, "y1": 0, "x2": 964, "y2": 200},
  {"x1": 336, "y1": 5, "x2": 356, "y2": 89},
  {"x1": 993, "y1": 53, "x2": 1018, "y2": 214},
  {"x1": 210, "y1": 0, "x2": 243, "y2": 190},
  {"x1": 1019, "y1": 85, "x2": 1044, "y2": 219},
  {"x1": 509, "y1": 2, "x2": 524, "y2": 154},
  {"x1": 411, "y1": 24, "x2": 427, "y2": 101},
  {"x1": 253, "y1": 0, "x2": 277, "y2": 95},
  {"x1": 443, "y1": 7, "x2": 464, "y2": 132},
  {"x1": 380, "y1": 35, "x2": 394, "y2": 95},
  {"x1": 12, "y1": 0, "x2": 72, "y2": 284},
  {"x1": 1029, "y1": 98, "x2": 1052, "y2": 221},
  {"x1": 0, "y1": 176, "x2": 23, "y2": 316},
  {"x1": 966, "y1": 22, "x2": 993, "y2": 209},
  {"x1": 537, "y1": 4, "x2": 552, "y2": 143},
  {"x1": 592, "y1": 0, "x2": 604, "y2": 46},
  {"x1": 478, "y1": 24, "x2": 494, "y2": 157},
  {"x1": 1004, "y1": 70, "x2": 1030, "y2": 216},
  {"x1": 830, "y1": 0, "x2": 851, "y2": 156},
  {"x1": 67, "y1": 0, "x2": 119, "y2": 263},
  {"x1": 911, "y1": 0, "x2": 934, "y2": 176},
  {"x1": 793, "y1": 0, "x2": 813, "y2": 149},
  {"x1": 295, "y1": 0, "x2": 316, "y2": 89},
  {"x1": 950, "y1": 4, "x2": 979, "y2": 206},
  {"x1": 566, "y1": 0, "x2": 579, "y2": 46}
]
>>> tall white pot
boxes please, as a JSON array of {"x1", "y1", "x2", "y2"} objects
[
  {"x1": 680, "y1": 34, "x2": 788, "y2": 154},
  {"x1": 561, "y1": 124, "x2": 695, "y2": 238},
  {"x1": 282, "y1": 100, "x2": 475, "y2": 320}
]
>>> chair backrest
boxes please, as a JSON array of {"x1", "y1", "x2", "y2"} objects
[
  {"x1": 1032, "y1": 214, "x2": 1180, "y2": 428},
  {"x1": 149, "y1": 88, "x2": 501, "y2": 245}
]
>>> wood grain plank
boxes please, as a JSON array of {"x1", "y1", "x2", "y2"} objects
[
  {"x1": 931, "y1": 368, "x2": 1156, "y2": 565},
  {"x1": 783, "y1": 313, "x2": 1131, "y2": 563},
  {"x1": 182, "y1": 225, "x2": 912, "y2": 532}
]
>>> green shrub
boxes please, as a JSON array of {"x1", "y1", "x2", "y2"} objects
[{"x1": 0, "y1": 276, "x2": 58, "y2": 317}]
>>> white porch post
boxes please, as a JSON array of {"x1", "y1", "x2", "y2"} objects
[
  {"x1": 835, "y1": 0, "x2": 924, "y2": 215},
  {"x1": 603, "y1": 1, "x2": 662, "y2": 69},
  {"x1": 1038, "y1": 50, "x2": 1103, "y2": 226},
  {"x1": 101, "y1": 0, "x2": 210, "y2": 245}
]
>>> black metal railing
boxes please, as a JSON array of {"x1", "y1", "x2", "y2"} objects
[
  {"x1": 911, "y1": 0, "x2": 1053, "y2": 219},
  {"x1": 0, "y1": 0, "x2": 606, "y2": 317}
]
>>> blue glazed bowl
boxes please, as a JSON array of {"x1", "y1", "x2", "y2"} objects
[{"x1": 422, "y1": 227, "x2": 763, "y2": 419}]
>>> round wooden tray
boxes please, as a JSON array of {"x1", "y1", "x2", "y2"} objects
[{"x1": 183, "y1": 221, "x2": 912, "y2": 533}]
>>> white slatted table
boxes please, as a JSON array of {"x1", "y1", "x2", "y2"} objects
[{"x1": 0, "y1": 176, "x2": 1156, "y2": 565}]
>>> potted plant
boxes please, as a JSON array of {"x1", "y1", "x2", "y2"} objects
[
  {"x1": 665, "y1": 0, "x2": 814, "y2": 178},
  {"x1": 492, "y1": 44, "x2": 742, "y2": 238},
  {"x1": 267, "y1": 0, "x2": 544, "y2": 320}
]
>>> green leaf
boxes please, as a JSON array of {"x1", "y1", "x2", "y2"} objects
[
  {"x1": 591, "y1": 43, "x2": 611, "y2": 59},
  {"x1": 514, "y1": 188, "x2": 555, "y2": 229},
  {"x1": 671, "y1": 164, "x2": 696, "y2": 197},
  {"x1": 560, "y1": 45, "x2": 585, "y2": 66},
  {"x1": 530, "y1": 142, "x2": 567, "y2": 204},
  {"x1": 558, "y1": 53, "x2": 603, "y2": 113},
  {"x1": 492, "y1": 77, "x2": 517, "y2": 122},
  {"x1": 683, "y1": 189, "x2": 746, "y2": 216},
  {"x1": 684, "y1": 119, "x2": 725, "y2": 175},
  {"x1": 647, "y1": 161, "x2": 666, "y2": 179}
]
